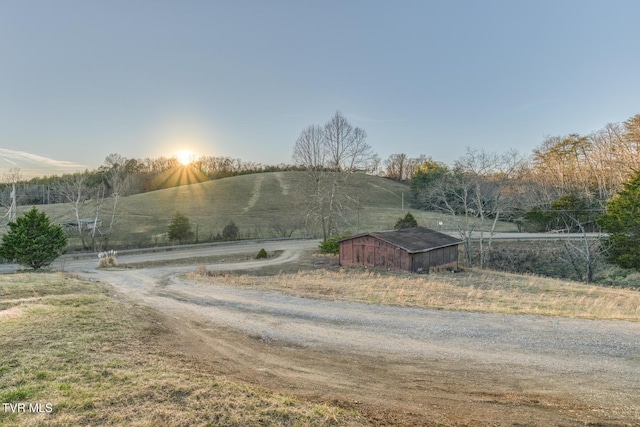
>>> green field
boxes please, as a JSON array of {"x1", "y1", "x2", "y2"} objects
[{"x1": 19, "y1": 172, "x2": 518, "y2": 250}]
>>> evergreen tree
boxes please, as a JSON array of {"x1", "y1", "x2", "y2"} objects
[
  {"x1": 598, "y1": 170, "x2": 640, "y2": 270},
  {"x1": 167, "y1": 212, "x2": 193, "y2": 244},
  {"x1": 394, "y1": 212, "x2": 418, "y2": 229},
  {"x1": 222, "y1": 220, "x2": 239, "y2": 241},
  {"x1": 0, "y1": 207, "x2": 67, "y2": 270}
]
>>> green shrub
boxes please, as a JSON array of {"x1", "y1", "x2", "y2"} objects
[
  {"x1": 256, "y1": 248, "x2": 268, "y2": 259},
  {"x1": 0, "y1": 207, "x2": 67, "y2": 270},
  {"x1": 394, "y1": 212, "x2": 418, "y2": 229},
  {"x1": 167, "y1": 212, "x2": 194, "y2": 244},
  {"x1": 319, "y1": 233, "x2": 350, "y2": 254},
  {"x1": 222, "y1": 221, "x2": 240, "y2": 241}
]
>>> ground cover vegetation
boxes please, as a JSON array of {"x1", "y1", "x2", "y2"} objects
[
  {"x1": 481, "y1": 240, "x2": 640, "y2": 287},
  {"x1": 0, "y1": 273, "x2": 368, "y2": 426},
  {"x1": 2, "y1": 113, "x2": 640, "y2": 284},
  {"x1": 192, "y1": 251, "x2": 640, "y2": 321}
]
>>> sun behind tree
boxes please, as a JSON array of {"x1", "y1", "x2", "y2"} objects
[{"x1": 175, "y1": 150, "x2": 196, "y2": 166}]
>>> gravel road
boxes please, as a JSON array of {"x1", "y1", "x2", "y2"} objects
[{"x1": 57, "y1": 241, "x2": 640, "y2": 425}]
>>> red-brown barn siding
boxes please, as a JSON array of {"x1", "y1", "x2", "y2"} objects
[
  {"x1": 339, "y1": 233, "x2": 459, "y2": 273},
  {"x1": 340, "y1": 236, "x2": 406, "y2": 269},
  {"x1": 408, "y1": 245, "x2": 459, "y2": 273}
]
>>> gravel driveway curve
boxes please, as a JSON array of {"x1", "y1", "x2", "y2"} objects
[{"x1": 68, "y1": 241, "x2": 640, "y2": 425}]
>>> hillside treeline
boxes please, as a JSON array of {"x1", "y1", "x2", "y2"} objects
[
  {"x1": 0, "y1": 154, "x2": 305, "y2": 207},
  {"x1": 3, "y1": 113, "x2": 640, "y2": 236},
  {"x1": 386, "y1": 113, "x2": 640, "y2": 233}
]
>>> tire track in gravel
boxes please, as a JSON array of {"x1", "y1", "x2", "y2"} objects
[{"x1": 70, "y1": 246, "x2": 640, "y2": 426}]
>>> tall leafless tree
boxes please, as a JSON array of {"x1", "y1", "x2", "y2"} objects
[
  {"x1": 56, "y1": 173, "x2": 94, "y2": 250},
  {"x1": 292, "y1": 112, "x2": 378, "y2": 240},
  {"x1": 424, "y1": 148, "x2": 525, "y2": 268},
  {"x1": 384, "y1": 153, "x2": 409, "y2": 181},
  {"x1": 323, "y1": 111, "x2": 377, "y2": 172},
  {"x1": 1, "y1": 167, "x2": 21, "y2": 225}
]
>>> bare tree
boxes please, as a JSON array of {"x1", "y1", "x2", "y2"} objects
[
  {"x1": 623, "y1": 113, "x2": 640, "y2": 164},
  {"x1": 100, "y1": 158, "x2": 134, "y2": 249},
  {"x1": 554, "y1": 210, "x2": 604, "y2": 283},
  {"x1": 56, "y1": 174, "x2": 93, "y2": 250},
  {"x1": 384, "y1": 153, "x2": 409, "y2": 181},
  {"x1": 292, "y1": 112, "x2": 378, "y2": 240},
  {"x1": 293, "y1": 125, "x2": 326, "y2": 173},
  {"x1": 424, "y1": 148, "x2": 525, "y2": 268},
  {"x1": 293, "y1": 125, "x2": 334, "y2": 240},
  {"x1": 323, "y1": 111, "x2": 377, "y2": 172},
  {"x1": 1, "y1": 168, "x2": 21, "y2": 225},
  {"x1": 529, "y1": 123, "x2": 640, "y2": 204},
  {"x1": 588, "y1": 123, "x2": 628, "y2": 200},
  {"x1": 55, "y1": 173, "x2": 110, "y2": 251},
  {"x1": 532, "y1": 134, "x2": 593, "y2": 198}
]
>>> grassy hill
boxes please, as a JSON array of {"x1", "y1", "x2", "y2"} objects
[{"x1": 29, "y1": 171, "x2": 517, "y2": 249}]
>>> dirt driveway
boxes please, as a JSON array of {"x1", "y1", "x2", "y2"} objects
[{"x1": 67, "y1": 243, "x2": 640, "y2": 426}]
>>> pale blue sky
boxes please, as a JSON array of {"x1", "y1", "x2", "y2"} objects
[{"x1": 2, "y1": 0, "x2": 639, "y2": 177}]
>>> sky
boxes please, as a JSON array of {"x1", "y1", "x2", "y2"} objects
[{"x1": 2, "y1": 0, "x2": 640, "y2": 178}]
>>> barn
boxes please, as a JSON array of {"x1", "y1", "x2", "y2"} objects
[{"x1": 338, "y1": 227, "x2": 462, "y2": 273}]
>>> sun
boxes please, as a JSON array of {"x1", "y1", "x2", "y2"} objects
[{"x1": 175, "y1": 150, "x2": 196, "y2": 166}]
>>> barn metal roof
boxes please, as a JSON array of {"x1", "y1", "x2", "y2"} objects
[{"x1": 340, "y1": 227, "x2": 462, "y2": 253}]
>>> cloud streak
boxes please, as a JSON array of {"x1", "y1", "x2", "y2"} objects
[{"x1": 0, "y1": 148, "x2": 87, "y2": 178}]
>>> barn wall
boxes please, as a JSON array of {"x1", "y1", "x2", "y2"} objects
[
  {"x1": 339, "y1": 240, "x2": 353, "y2": 265},
  {"x1": 340, "y1": 235, "x2": 459, "y2": 272},
  {"x1": 339, "y1": 236, "x2": 409, "y2": 270},
  {"x1": 409, "y1": 245, "x2": 459, "y2": 273}
]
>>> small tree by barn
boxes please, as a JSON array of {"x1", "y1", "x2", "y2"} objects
[{"x1": 394, "y1": 212, "x2": 418, "y2": 229}]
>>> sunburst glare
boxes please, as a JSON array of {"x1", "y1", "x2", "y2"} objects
[{"x1": 175, "y1": 150, "x2": 196, "y2": 166}]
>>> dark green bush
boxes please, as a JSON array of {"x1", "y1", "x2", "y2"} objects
[
  {"x1": 256, "y1": 248, "x2": 268, "y2": 259},
  {"x1": 394, "y1": 212, "x2": 418, "y2": 229},
  {"x1": 0, "y1": 207, "x2": 67, "y2": 270},
  {"x1": 222, "y1": 221, "x2": 239, "y2": 241},
  {"x1": 167, "y1": 212, "x2": 194, "y2": 244},
  {"x1": 319, "y1": 233, "x2": 350, "y2": 254}
]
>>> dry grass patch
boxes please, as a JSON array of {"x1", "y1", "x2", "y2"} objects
[
  {"x1": 194, "y1": 268, "x2": 640, "y2": 321},
  {"x1": 0, "y1": 273, "x2": 368, "y2": 426}
]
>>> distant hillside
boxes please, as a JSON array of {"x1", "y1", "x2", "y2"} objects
[
  {"x1": 33, "y1": 171, "x2": 517, "y2": 248},
  {"x1": 115, "y1": 171, "x2": 412, "y2": 243}
]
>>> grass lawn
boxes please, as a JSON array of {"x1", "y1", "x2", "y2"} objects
[
  {"x1": 27, "y1": 172, "x2": 517, "y2": 250},
  {"x1": 0, "y1": 273, "x2": 368, "y2": 426}
]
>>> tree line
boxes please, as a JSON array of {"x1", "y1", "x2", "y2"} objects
[
  {"x1": 292, "y1": 111, "x2": 640, "y2": 280},
  {"x1": 0, "y1": 154, "x2": 307, "y2": 207},
  {"x1": 380, "y1": 113, "x2": 640, "y2": 280},
  {"x1": 0, "y1": 155, "x2": 306, "y2": 251},
  {"x1": 3, "y1": 110, "x2": 640, "y2": 280},
  {"x1": 385, "y1": 115, "x2": 638, "y2": 199},
  {"x1": 399, "y1": 114, "x2": 640, "y2": 225}
]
